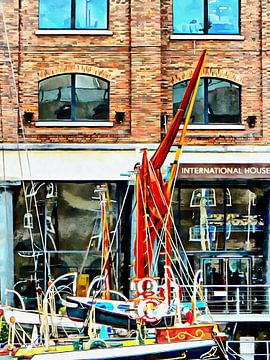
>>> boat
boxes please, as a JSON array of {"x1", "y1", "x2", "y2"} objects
[
  {"x1": 0, "y1": 274, "x2": 84, "y2": 334},
  {"x1": 57, "y1": 49, "x2": 229, "y2": 359}
]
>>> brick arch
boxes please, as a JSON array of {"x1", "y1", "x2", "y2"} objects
[
  {"x1": 37, "y1": 65, "x2": 112, "y2": 81},
  {"x1": 172, "y1": 67, "x2": 244, "y2": 86}
]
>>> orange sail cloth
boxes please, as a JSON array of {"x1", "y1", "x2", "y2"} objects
[
  {"x1": 134, "y1": 150, "x2": 169, "y2": 278},
  {"x1": 134, "y1": 50, "x2": 207, "y2": 280},
  {"x1": 134, "y1": 150, "x2": 149, "y2": 278}
]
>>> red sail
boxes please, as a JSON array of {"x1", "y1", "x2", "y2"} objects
[
  {"x1": 134, "y1": 150, "x2": 149, "y2": 278},
  {"x1": 134, "y1": 151, "x2": 169, "y2": 278},
  {"x1": 134, "y1": 51, "x2": 207, "y2": 280}
]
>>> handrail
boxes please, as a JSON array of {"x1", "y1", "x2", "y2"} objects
[
  {"x1": 227, "y1": 340, "x2": 270, "y2": 358},
  {"x1": 179, "y1": 284, "x2": 270, "y2": 318}
]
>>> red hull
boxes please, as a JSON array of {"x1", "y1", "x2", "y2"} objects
[{"x1": 156, "y1": 324, "x2": 215, "y2": 343}]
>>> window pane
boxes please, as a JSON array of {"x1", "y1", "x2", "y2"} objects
[
  {"x1": 173, "y1": 79, "x2": 205, "y2": 124},
  {"x1": 179, "y1": 188, "x2": 226, "y2": 251},
  {"x1": 75, "y1": 75, "x2": 109, "y2": 120},
  {"x1": 191, "y1": 79, "x2": 205, "y2": 124},
  {"x1": 39, "y1": 75, "x2": 72, "y2": 120},
  {"x1": 208, "y1": 79, "x2": 240, "y2": 124},
  {"x1": 76, "y1": 0, "x2": 108, "y2": 29},
  {"x1": 173, "y1": 78, "x2": 240, "y2": 125},
  {"x1": 226, "y1": 188, "x2": 264, "y2": 251},
  {"x1": 39, "y1": 0, "x2": 71, "y2": 29},
  {"x1": 208, "y1": 0, "x2": 239, "y2": 34},
  {"x1": 173, "y1": 0, "x2": 204, "y2": 34},
  {"x1": 173, "y1": 81, "x2": 187, "y2": 114}
]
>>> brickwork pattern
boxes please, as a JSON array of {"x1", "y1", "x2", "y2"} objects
[{"x1": 0, "y1": 0, "x2": 268, "y2": 145}]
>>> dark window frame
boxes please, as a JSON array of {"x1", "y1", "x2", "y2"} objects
[
  {"x1": 173, "y1": 77, "x2": 241, "y2": 125},
  {"x1": 38, "y1": 73, "x2": 110, "y2": 122},
  {"x1": 38, "y1": 0, "x2": 109, "y2": 30},
  {"x1": 172, "y1": 0, "x2": 240, "y2": 35}
]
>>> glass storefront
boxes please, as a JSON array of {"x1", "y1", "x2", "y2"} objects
[
  {"x1": 171, "y1": 181, "x2": 269, "y2": 315},
  {"x1": 10, "y1": 178, "x2": 269, "y2": 310},
  {"x1": 171, "y1": 182, "x2": 269, "y2": 285},
  {"x1": 12, "y1": 181, "x2": 129, "y2": 308}
]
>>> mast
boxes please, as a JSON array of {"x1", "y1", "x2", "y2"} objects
[
  {"x1": 150, "y1": 50, "x2": 207, "y2": 171},
  {"x1": 100, "y1": 187, "x2": 111, "y2": 300},
  {"x1": 164, "y1": 51, "x2": 207, "y2": 303}
]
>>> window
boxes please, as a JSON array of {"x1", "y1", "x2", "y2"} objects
[
  {"x1": 178, "y1": 187, "x2": 265, "y2": 252},
  {"x1": 173, "y1": 0, "x2": 239, "y2": 35},
  {"x1": 13, "y1": 182, "x2": 120, "y2": 304},
  {"x1": 173, "y1": 78, "x2": 240, "y2": 125},
  {"x1": 39, "y1": 74, "x2": 109, "y2": 121},
  {"x1": 39, "y1": 0, "x2": 108, "y2": 30}
]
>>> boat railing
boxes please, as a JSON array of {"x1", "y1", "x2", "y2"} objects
[
  {"x1": 180, "y1": 284, "x2": 270, "y2": 316},
  {"x1": 226, "y1": 339, "x2": 270, "y2": 359}
]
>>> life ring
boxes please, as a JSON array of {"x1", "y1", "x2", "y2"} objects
[
  {"x1": 137, "y1": 298, "x2": 165, "y2": 324},
  {"x1": 137, "y1": 277, "x2": 158, "y2": 298}
]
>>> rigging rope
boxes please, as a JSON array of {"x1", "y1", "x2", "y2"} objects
[
  {"x1": 0, "y1": 4, "x2": 52, "y2": 283},
  {"x1": 98, "y1": 182, "x2": 131, "y2": 291}
]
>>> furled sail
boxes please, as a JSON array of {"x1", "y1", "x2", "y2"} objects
[{"x1": 134, "y1": 50, "x2": 207, "y2": 281}]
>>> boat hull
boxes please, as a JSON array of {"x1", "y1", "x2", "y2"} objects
[
  {"x1": 30, "y1": 339, "x2": 225, "y2": 360},
  {"x1": 1, "y1": 306, "x2": 83, "y2": 331},
  {"x1": 66, "y1": 297, "x2": 175, "y2": 330}
]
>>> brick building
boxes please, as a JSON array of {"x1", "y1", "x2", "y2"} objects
[{"x1": 0, "y1": 0, "x2": 269, "y2": 339}]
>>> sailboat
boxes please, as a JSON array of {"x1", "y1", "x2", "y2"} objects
[{"x1": 59, "y1": 50, "x2": 229, "y2": 359}]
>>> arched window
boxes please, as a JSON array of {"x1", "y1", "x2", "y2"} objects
[
  {"x1": 39, "y1": 0, "x2": 108, "y2": 30},
  {"x1": 39, "y1": 74, "x2": 109, "y2": 122},
  {"x1": 173, "y1": 78, "x2": 240, "y2": 125},
  {"x1": 173, "y1": 0, "x2": 239, "y2": 35}
]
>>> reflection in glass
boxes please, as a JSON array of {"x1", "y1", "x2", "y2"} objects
[
  {"x1": 173, "y1": 78, "x2": 240, "y2": 124},
  {"x1": 13, "y1": 182, "x2": 120, "y2": 306},
  {"x1": 76, "y1": 0, "x2": 107, "y2": 29},
  {"x1": 208, "y1": 0, "x2": 239, "y2": 34},
  {"x1": 75, "y1": 75, "x2": 108, "y2": 120},
  {"x1": 173, "y1": 0, "x2": 203, "y2": 34},
  {"x1": 173, "y1": 0, "x2": 239, "y2": 34},
  {"x1": 39, "y1": 74, "x2": 109, "y2": 121},
  {"x1": 179, "y1": 187, "x2": 265, "y2": 252},
  {"x1": 39, "y1": 0, "x2": 71, "y2": 29},
  {"x1": 39, "y1": 0, "x2": 108, "y2": 30},
  {"x1": 39, "y1": 75, "x2": 72, "y2": 120}
]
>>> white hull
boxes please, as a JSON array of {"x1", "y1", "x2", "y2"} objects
[
  {"x1": 31, "y1": 339, "x2": 221, "y2": 360},
  {"x1": 2, "y1": 306, "x2": 83, "y2": 330}
]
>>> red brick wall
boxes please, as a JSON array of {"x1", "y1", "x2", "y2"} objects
[{"x1": 0, "y1": 0, "x2": 268, "y2": 145}]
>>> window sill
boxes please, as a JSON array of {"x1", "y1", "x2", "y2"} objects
[
  {"x1": 181, "y1": 124, "x2": 245, "y2": 130},
  {"x1": 35, "y1": 30, "x2": 113, "y2": 36},
  {"x1": 35, "y1": 121, "x2": 113, "y2": 127},
  {"x1": 171, "y1": 34, "x2": 245, "y2": 41}
]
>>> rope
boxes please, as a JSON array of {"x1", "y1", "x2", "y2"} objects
[
  {"x1": 0, "y1": 5, "x2": 52, "y2": 282},
  {"x1": 99, "y1": 182, "x2": 131, "y2": 288}
]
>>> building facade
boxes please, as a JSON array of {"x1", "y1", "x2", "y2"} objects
[{"x1": 0, "y1": 0, "x2": 269, "y2": 339}]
